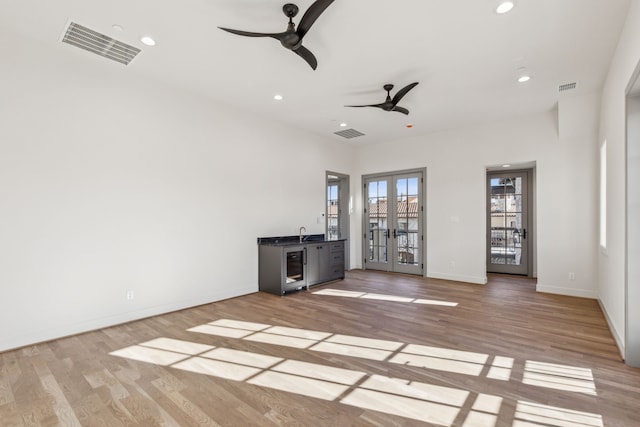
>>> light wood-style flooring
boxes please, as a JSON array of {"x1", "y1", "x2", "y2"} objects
[{"x1": 1, "y1": 270, "x2": 639, "y2": 426}]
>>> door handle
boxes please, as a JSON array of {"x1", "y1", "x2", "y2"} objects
[
  {"x1": 393, "y1": 229, "x2": 397, "y2": 239},
  {"x1": 387, "y1": 229, "x2": 390, "y2": 239},
  {"x1": 303, "y1": 247, "x2": 307, "y2": 265},
  {"x1": 522, "y1": 228, "x2": 527, "y2": 239}
]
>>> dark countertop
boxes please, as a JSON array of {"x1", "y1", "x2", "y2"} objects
[{"x1": 257, "y1": 234, "x2": 344, "y2": 246}]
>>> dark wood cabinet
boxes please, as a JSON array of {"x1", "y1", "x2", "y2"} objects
[
  {"x1": 307, "y1": 243, "x2": 329, "y2": 286},
  {"x1": 258, "y1": 240, "x2": 345, "y2": 295},
  {"x1": 308, "y1": 241, "x2": 345, "y2": 286}
]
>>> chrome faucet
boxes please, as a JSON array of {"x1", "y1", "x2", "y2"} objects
[{"x1": 299, "y1": 226, "x2": 306, "y2": 243}]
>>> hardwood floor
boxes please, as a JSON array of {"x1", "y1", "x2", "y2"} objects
[{"x1": 1, "y1": 270, "x2": 639, "y2": 426}]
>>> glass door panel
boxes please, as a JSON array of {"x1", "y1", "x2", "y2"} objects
[
  {"x1": 487, "y1": 172, "x2": 528, "y2": 275},
  {"x1": 366, "y1": 179, "x2": 389, "y2": 268},
  {"x1": 394, "y1": 176, "x2": 421, "y2": 273},
  {"x1": 327, "y1": 183, "x2": 339, "y2": 240}
]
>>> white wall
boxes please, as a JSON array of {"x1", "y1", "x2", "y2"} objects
[
  {"x1": 352, "y1": 97, "x2": 599, "y2": 296},
  {"x1": 598, "y1": 0, "x2": 640, "y2": 356},
  {"x1": 0, "y1": 34, "x2": 355, "y2": 352}
]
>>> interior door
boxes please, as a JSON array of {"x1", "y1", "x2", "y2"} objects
[
  {"x1": 487, "y1": 171, "x2": 529, "y2": 275},
  {"x1": 364, "y1": 171, "x2": 424, "y2": 275}
]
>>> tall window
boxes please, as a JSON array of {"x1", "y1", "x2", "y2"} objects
[
  {"x1": 600, "y1": 140, "x2": 607, "y2": 249},
  {"x1": 327, "y1": 182, "x2": 339, "y2": 240}
]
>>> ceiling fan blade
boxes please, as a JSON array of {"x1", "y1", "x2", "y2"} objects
[
  {"x1": 392, "y1": 106, "x2": 410, "y2": 115},
  {"x1": 345, "y1": 103, "x2": 386, "y2": 109},
  {"x1": 391, "y1": 82, "x2": 419, "y2": 106},
  {"x1": 293, "y1": 45, "x2": 318, "y2": 70},
  {"x1": 218, "y1": 27, "x2": 284, "y2": 40},
  {"x1": 297, "y1": 0, "x2": 335, "y2": 38}
]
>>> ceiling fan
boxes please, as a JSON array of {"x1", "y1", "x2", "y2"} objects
[
  {"x1": 345, "y1": 82, "x2": 419, "y2": 115},
  {"x1": 218, "y1": 0, "x2": 335, "y2": 70}
]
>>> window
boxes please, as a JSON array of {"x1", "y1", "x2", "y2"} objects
[
  {"x1": 600, "y1": 140, "x2": 607, "y2": 249},
  {"x1": 327, "y1": 183, "x2": 339, "y2": 240}
]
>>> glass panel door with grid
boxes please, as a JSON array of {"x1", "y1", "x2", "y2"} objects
[
  {"x1": 364, "y1": 171, "x2": 424, "y2": 275},
  {"x1": 487, "y1": 171, "x2": 529, "y2": 275}
]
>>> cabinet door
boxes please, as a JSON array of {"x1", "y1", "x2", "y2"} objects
[
  {"x1": 307, "y1": 244, "x2": 330, "y2": 285},
  {"x1": 328, "y1": 241, "x2": 344, "y2": 279}
]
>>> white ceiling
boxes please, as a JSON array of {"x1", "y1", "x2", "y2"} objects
[{"x1": 2, "y1": 0, "x2": 631, "y2": 145}]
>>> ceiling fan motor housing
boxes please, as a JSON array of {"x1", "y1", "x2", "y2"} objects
[{"x1": 283, "y1": 3, "x2": 299, "y2": 18}]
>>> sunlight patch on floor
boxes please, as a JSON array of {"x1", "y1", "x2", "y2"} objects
[
  {"x1": 310, "y1": 341, "x2": 394, "y2": 361},
  {"x1": 174, "y1": 347, "x2": 283, "y2": 382},
  {"x1": 110, "y1": 332, "x2": 604, "y2": 426},
  {"x1": 341, "y1": 387, "x2": 461, "y2": 425},
  {"x1": 248, "y1": 371, "x2": 351, "y2": 401},
  {"x1": 265, "y1": 326, "x2": 333, "y2": 341},
  {"x1": 389, "y1": 344, "x2": 489, "y2": 376},
  {"x1": 111, "y1": 339, "x2": 474, "y2": 425},
  {"x1": 523, "y1": 361, "x2": 597, "y2": 395},
  {"x1": 245, "y1": 332, "x2": 318, "y2": 349},
  {"x1": 461, "y1": 393, "x2": 503, "y2": 427},
  {"x1": 174, "y1": 357, "x2": 261, "y2": 382},
  {"x1": 109, "y1": 337, "x2": 216, "y2": 367},
  {"x1": 139, "y1": 338, "x2": 214, "y2": 355},
  {"x1": 514, "y1": 401, "x2": 604, "y2": 427},
  {"x1": 486, "y1": 356, "x2": 514, "y2": 381},
  {"x1": 313, "y1": 288, "x2": 459, "y2": 306},
  {"x1": 308, "y1": 333, "x2": 402, "y2": 360},
  {"x1": 187, "y1": 324, "x2": 255, "y2": 339},
  {"x1": 186, "y1": 319, "x2": 597, "y2": 393},
  {"x1": 202, "y1": 347, "x2": 283, "y2": 369}
]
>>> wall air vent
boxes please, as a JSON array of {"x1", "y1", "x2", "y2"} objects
[
  {"x1": 558, "y1": 81, "x2": 578, "y2": 92},
  {"x1": 334, "y1": 129, "x2": 365, "y2": 139},
  {"x1": 61, "y1": 22, "x2": 141, "y2": 65}
]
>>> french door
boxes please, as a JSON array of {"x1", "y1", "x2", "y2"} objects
[
  {"x1": 487, "y1": 170, "x2": 530, "y2": 275},
  {"x1": 364, "y1": 170, "x2": 424, "y2": 275}
]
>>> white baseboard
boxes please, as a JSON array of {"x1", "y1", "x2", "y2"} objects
[
  {"x1": 0, "y1": 284, "x2": 258, "y2": 353},
  {"x1": 427, "y1": 272, "x2": 488, "y2": 285},
  {"x1": 536, "y1": 284, "x2": 598, "y2": 299},
  {"x1": 598, "y1": 298, "x2": 625, "y2": 360}
]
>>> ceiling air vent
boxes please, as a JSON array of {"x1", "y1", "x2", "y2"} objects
[
  {"x1": 334, "y1": 129, "x2": 365, "y2": 139},
  {"x1": 61, "y1": 22, "x2": 141, "y2": 65},
  {"x1": 558, "y1": 81, "x2": 578, "y2": 92}
]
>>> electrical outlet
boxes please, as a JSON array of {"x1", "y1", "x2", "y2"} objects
[
  {"x1": 126, "y1": 290, "x2": 134, "y2": 300},
  {"x1": 569, "y1": 272, "x2": 575, "y2": 281},
  {"x1": 450, "y1": 261, "x2": 456, "y2": 270}
]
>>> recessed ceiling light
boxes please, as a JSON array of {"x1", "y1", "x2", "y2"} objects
[
  {"x1": 517, "y1": 75, "x2": 531, "y2": 83},
  {"x1": 496, "y1": 1, "x2": 515, "y2": 14},
  {"x1": 140, "y1": 36, "x2": 156, "y2": 46},
  {"x1": 339, "y1": 122, "x2": 347, "y2": 127},
  {"x1": 112, "y1": 24, "x2": 124, "y2": 32},
  {"x1": 502, "y1": 164, "x2": 512, "y2": 168},
  {"x1": 406, "y1": 124, "x2": 414, "y2": 128},
  {"x1": 274, "y1": 94, "x2": 284, "y2": 101}
]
